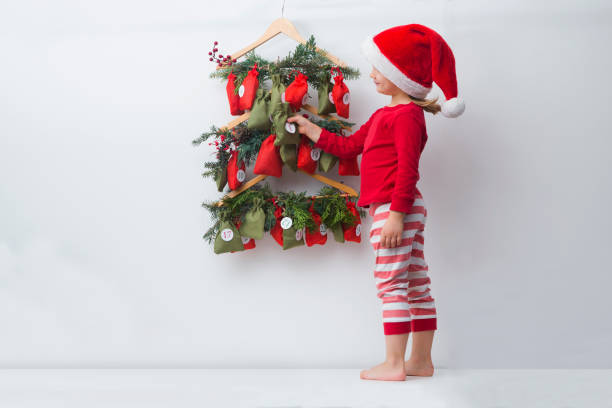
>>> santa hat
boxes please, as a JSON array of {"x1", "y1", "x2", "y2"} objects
[{"x1": 361, "y1": 24, "x2": 465, "y2": 118}]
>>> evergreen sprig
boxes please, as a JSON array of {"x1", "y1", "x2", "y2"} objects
[
  {"x1": 201, "y1": 183, "x2": 276, "y2": 244},
  {"x1": 275, "y1": 191, "x2": 316, "y2": 232},
  {"x1": 209, "y1": 35, "x2": 360, "y2": 90},
  {"x1": 192, "y1": 123, "x2": 266, "y2": 184},
  {"x1": 313, "y1": 186, "x2": 360, "y2": 228}
]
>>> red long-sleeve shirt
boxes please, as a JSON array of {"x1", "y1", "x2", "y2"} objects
[{"x1": 313, "y1": 102, "x2": 427, "y2": 213}]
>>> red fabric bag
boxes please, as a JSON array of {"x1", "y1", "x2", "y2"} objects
[
  {"x1": 284, "y1": 72, "x2": 308, "y2": 112},
  {"x1": 331, "y1": 68, "x2": 350, "y2": 118},
  {"x1": 226, "y1": 71, "x2": 245, "y2": 116},
  {"x1": 304, "y1": 200, "x2": 327, "y2": 246},
  {"x1": 270, "y1": 201, "x2": 284, "y2": 247},
  {"x1": 227, "y1": 150, "x2": 246, "y2": 190},
  {"x1": 253, "y1": 134, "x2": 283, "y2": 178},
  {"x1": 338, "y1": 157, "x2": 360, "y2": 176},
  {"x1": 342, "y1": 198, "x2": 362, "y2": 243},
  {"x1": 231, "y1": 219, "x2": 256, "y2": 252},
  {"x1": 297, "y1": 135, "x2": 319, "y2": 174},
  {"x1": 238, "y1": 63, "x2": 259, "y2": 111}
]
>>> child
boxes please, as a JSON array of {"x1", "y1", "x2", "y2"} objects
[{"x1": 288, "y1": 24, "x2": 464, "y2": 381}]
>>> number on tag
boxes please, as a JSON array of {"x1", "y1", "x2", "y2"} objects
[
  {"x1": 280, "y1": 216, "x2": 293, "y2": 230},
  {"x1": 221, "y1": 228, "x2": 234, "y2": 242}
]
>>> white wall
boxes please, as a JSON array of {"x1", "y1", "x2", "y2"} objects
[{"x1": 1, "y1": 0, "x2": 610, "y2": 368}]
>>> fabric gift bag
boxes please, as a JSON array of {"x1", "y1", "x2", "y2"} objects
[
  {"x1": 247, "y1": 89, "x2": 271, "y2": 131},
  {"x1": 270, "y1": 201, "x2": 305, "y2": 250},
  {"x1": 279, "y1": 144, "x2": 298, "y2": 172},
  {"x1": 226, "y1": 71, "x2": 245, "y2": 116},
  {"x1": 238, "y1": 198, "x2": 265, "y2": 240},
  {"x1": 331, "y1": 69, "x2": 350, "y2": 118},
  {"x1": 342, "y1": 198, "x2": 362, "y2": 243},
  {"x1": 214, "y1": 220, "x2": 245, "y2": 254},
  {"x1": 270, "y1": 203, "x2": 285, "y2": 247},
  {"x1": 304, "y1": 200, "x2": 327, "y2": 246},
  {"x1": 214, "y1": 169, "x2": 227, "y2": 192},
  {"x1": 269, "y1": 74, "x2": 286, "y2": 119},
  {"x1": 253, "y1": 134, "x2": 283, "y2": 177},
  {"x1": 297, "y1": 135, "x2": 320, "y2": 174},
  {"x1": 232, "y1": 219, "x2": 256, "y2": 252},
  {"x1": 331, "y1": 223, "x2": 345, "y2": 243},
  {"x1": 272, "y1": 103, "x2": 301, "y2": 146},
  {"x1": 317, "y1": 73, "x2": 336, "y2": 116},
  {"x1": 238, "y1": 63, "x2": 259, "y2": 111},
  {"x1": 318, "y1": 151, "x2": 338, "y2": 172},
  {"x1": 226, "y1": 150, "x2": 246, "y2": 190},
  {"x1": 284, "y1": 72, "x2": 309, "y2": 112},
  {"x1": 282, "y1": 224, "x2": 305, "y2": 250}
]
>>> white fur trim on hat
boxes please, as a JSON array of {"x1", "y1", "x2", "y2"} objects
[
  {"x1": 441, "y1": 97, "x2": 465, "y2": 118},
  {"x1": 360, "y1": 35, "x2": 431, "y2": 99}
]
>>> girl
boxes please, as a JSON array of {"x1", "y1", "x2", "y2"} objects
[{"x1": 288, "y1": 24, "x2": 464, "y2": 381}]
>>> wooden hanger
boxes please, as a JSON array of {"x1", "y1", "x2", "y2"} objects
[
  {"x1": 213, "y1": 17, "x2": 357, "y2": 207},
  {"x1": 216, "y1": 17, "x2": 347, "y2": 70}
]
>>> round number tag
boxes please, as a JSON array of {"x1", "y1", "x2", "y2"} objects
[
  {"x1": 281, "y1": 91, "x2": 286, "y2": 103},
  {"x1": 241, "y1": 236, "x2": 251, "y2": 244},
  {"x1": 310, "y1": 148, "x2": 321, "y2": 161},
  {"x1": 285, "y1": 122, "x2": 296, "y2": 134},
  {"x1": 220, "y1": 228, "x2": 234, "y2": 242},
  {"x1": 238, "y1": 85, "x2": 245, "y2": 97},
  {"x1": 329, "y1": 91, "x2": 334, "y2": 104},
  {"x1": 229, "y1": 142, "x2": 236, "y2": 151},
  {"x1": 302, "y1": 93, "x2": 309, "y2": 105},
  {"x1": 319, "y1": 223, "x2": 327, "y2": 236},
  {"x1": 343, "y1": 92, "x2": 350, "y2": 105},
  {"x1": 280, "y1": 216, "x2": 293, "y2": 230},
  {"x1": 236, "y1": 169, "x2": 246, "y2": 183},
  {"x1": 355, "y1": 224, "x2": 361, "y2": 236},
  {"x1": 295, "y1": 228, "x2": 303, "y2": 241}
]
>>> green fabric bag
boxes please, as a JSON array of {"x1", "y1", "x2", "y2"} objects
[
  {"x1": 331, "y1": 223, "x2": 345, "y2": 243},
  {"x1": 272, "y1": 103, "x2": 301, "y2": 146},
  {"x1": 247, "y1": 89, "x2": 271, "y2": 131},
  {"x1": 318, "y1": 151, "x2": 338, "y2": 172},
  {"x1": 215, "y1": 169, "x2": 227, "y2": 192},
  {"x1": 279, "y1": 144, "x2": 297, "y2": 172},
  {"x1": 214, "y1": 220, "x2": 245, "y2": 254},
  {"x1": 282, "y1": 226, "x2": 305, "y2": 250},
  {"x1": 269, "y1": 73, "x2": 286, "y2": 118},
  {"x1": 317, "y1": 74, "x2": 337, "y2": 115},
  {"x1": 239, "y1": 200, "x2": 265, "y2": 240}
]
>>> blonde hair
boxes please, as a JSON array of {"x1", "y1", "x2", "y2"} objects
[{"x1": 407, "y1": 94, "x2": 441, "y2": 115}]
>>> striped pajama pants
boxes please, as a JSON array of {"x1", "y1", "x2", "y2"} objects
[{"x1": 368, "y1": 189, "x2": 438, "y2": 335}]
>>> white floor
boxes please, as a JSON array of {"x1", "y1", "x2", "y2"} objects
[{"x1": 0, "y1": 369, "x2": 610, "y2": 407}]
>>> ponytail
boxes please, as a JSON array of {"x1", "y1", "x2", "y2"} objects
[{"x1": 407, "y1": 94, "x2": 441, "y2": 115}]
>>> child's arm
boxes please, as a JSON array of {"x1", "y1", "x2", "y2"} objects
[
  {"x1": 288, "y1": 111, "x2": 379, "y2": 159},
  {"x1": 389, "y1": 111, "x2": 424, "y2": 214}
]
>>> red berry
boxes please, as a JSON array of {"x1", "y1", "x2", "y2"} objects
[
  {"x1": 214, "y1": 48, "x2": 218, "y2": 52},
  {"x1": 208, "y1": 51, "x2": 212, "y2": 55},
  {"x1": 214, "y1": 41, "x2": 218, "y2": 45},
  {"x1": 233, "y1": 59, "x2": 237, "y2": 63},
  {"x1": 219, "y1": 54, "x2": 223, "y2": 58},
  {"x1": 303, "y1": 114, "x2": 309, "y2": 118},
  {"x1": 209, "y1": 57, "x2": 213, "y2": 61}
]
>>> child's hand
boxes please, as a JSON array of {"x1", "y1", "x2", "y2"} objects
[
  {"x1": 379, "y1": 211, "x2": 405, "y2": 248},
  {"x1": 287, "y1": 114, "x2": 322, "y2": 143}
]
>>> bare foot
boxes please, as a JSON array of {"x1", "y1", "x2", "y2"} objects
[
  {"x1": 404, "y1": 358, "x2": 434, "y2": 377},
  {"x1": 360, "y1": 360, "x2": 406, "y2": 381}
]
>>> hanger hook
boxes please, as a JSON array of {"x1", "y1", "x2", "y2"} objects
[{"x1": 281, "y1": 0, "x2": 285, "y2": 17}]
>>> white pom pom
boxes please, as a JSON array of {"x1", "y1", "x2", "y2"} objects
[{"x1": 441, "y1": 97, "x2": 465, "y2": 118}]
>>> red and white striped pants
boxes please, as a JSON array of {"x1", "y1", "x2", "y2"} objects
[{"x1": 368, "y1": 189, "x2": 438, "y2": 335}]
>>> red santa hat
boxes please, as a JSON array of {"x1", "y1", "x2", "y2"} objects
[{"x1": 361, "y1": 24, "x2": 465, "y2": 118}]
